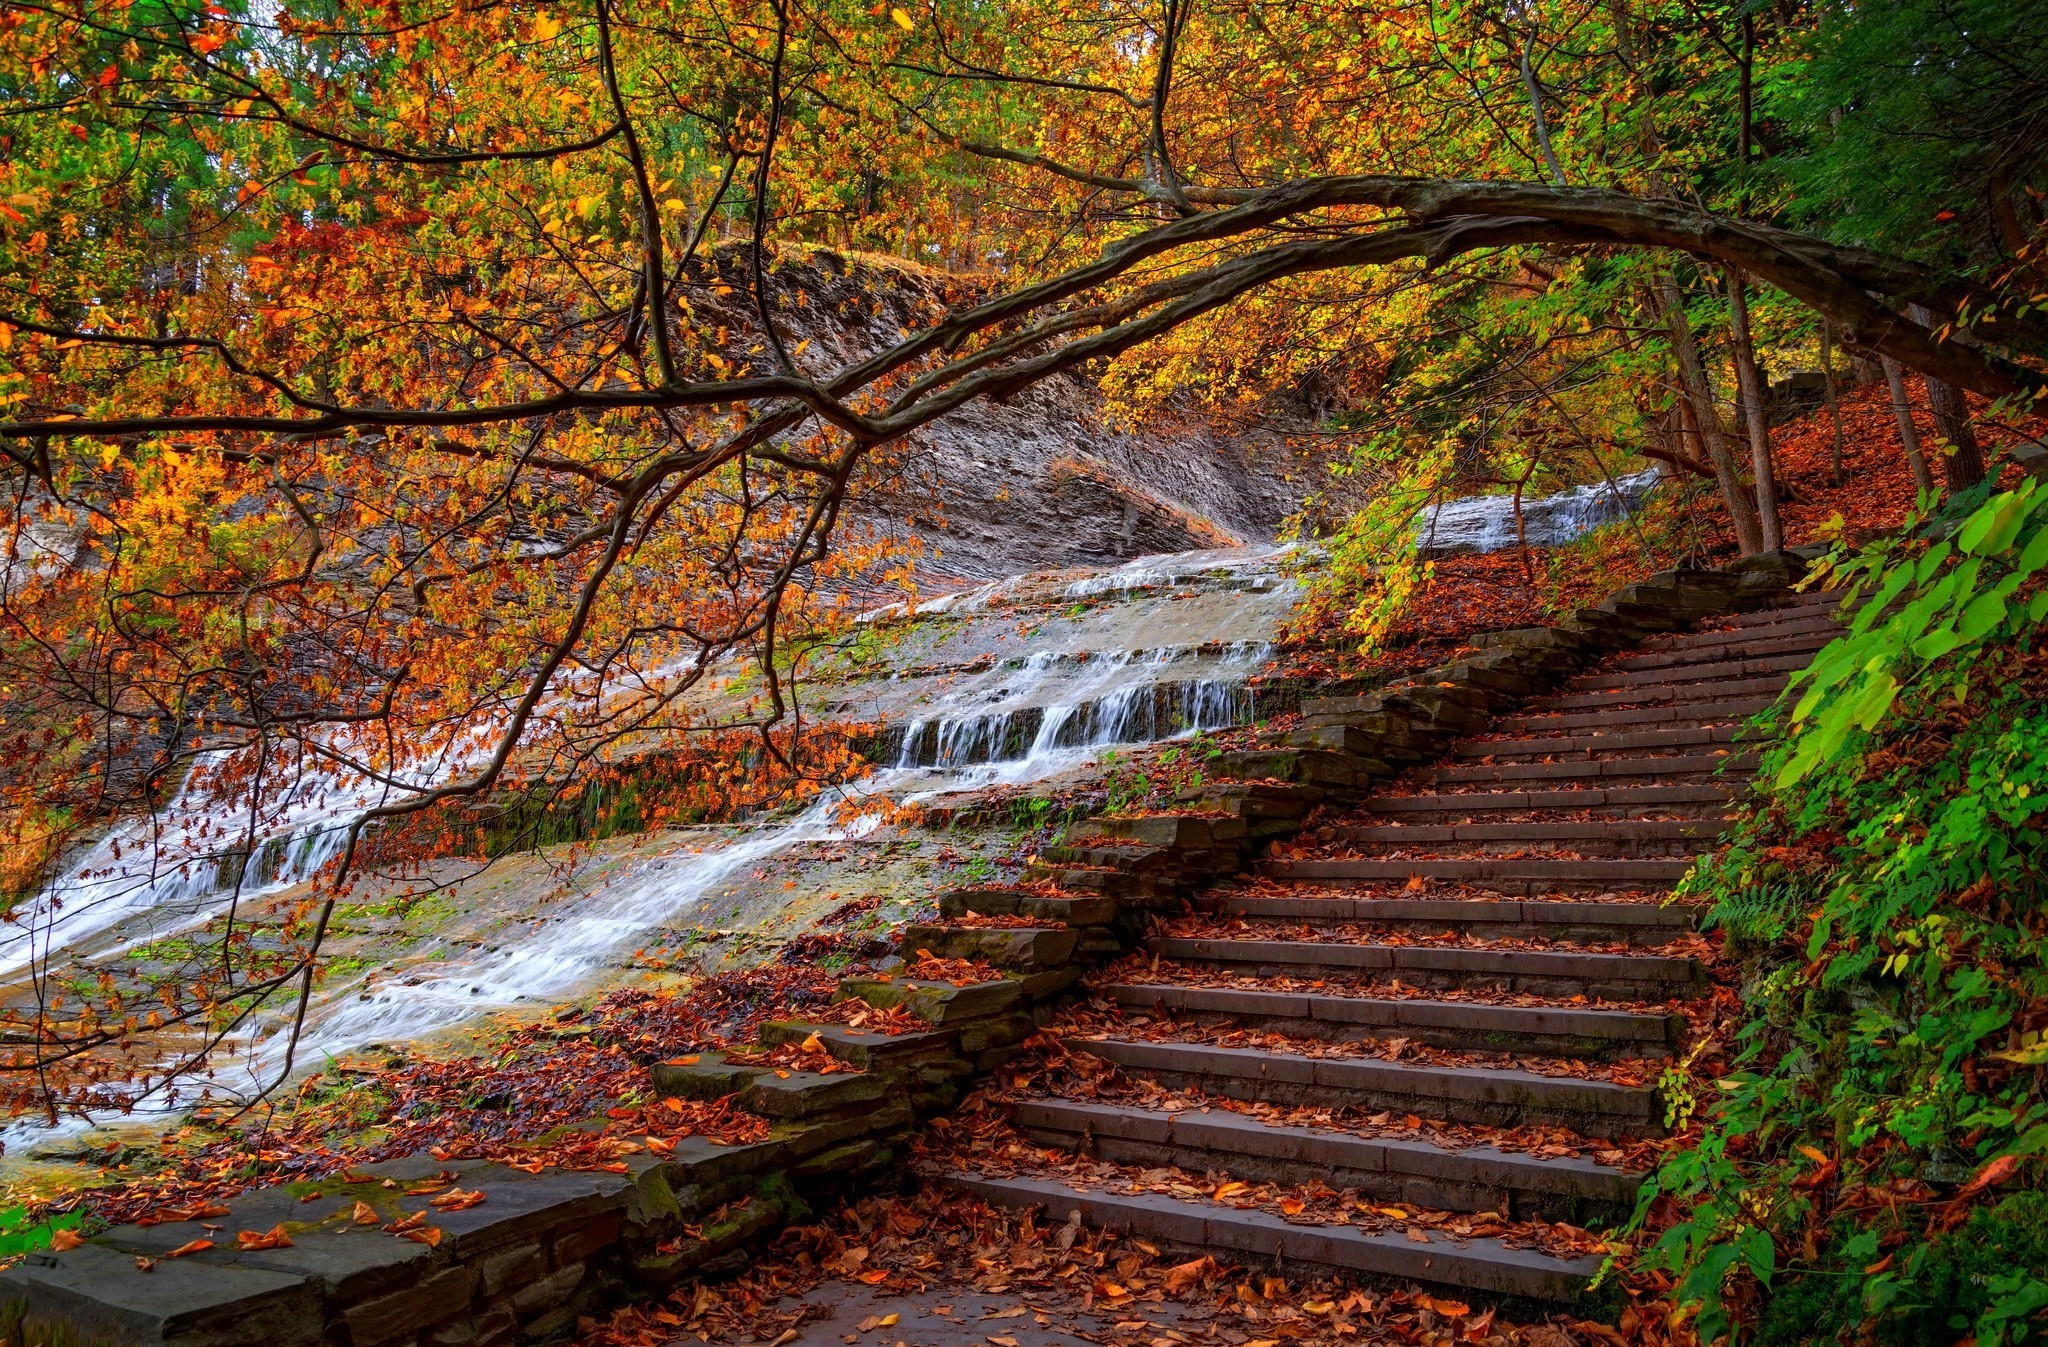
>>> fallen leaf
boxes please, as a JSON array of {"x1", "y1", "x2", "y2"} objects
[
  {"x1": 352, "y1": 1201, "x2": 379, "y2": 1226},
  {"x1": 1957, "y1": 1153, "x2": 2022, "y2": 1200},
  {"x1": 49, "y1": 1228, "x2": 84, "y2": 1252},
  {"x1": 165, "y1": 1239, "x2": 214, "y2": 1258},
  {"x1": 236, "y1": 1224, "x2": 293, "y2": 1251}
]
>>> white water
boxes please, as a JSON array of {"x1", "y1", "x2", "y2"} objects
[
  {"x1": 4, "y1": 546, "x2": 1295, "y2": 1136},
  {"x1": 1418, "y1": 467, "x2": 1663, "y2": 555}
]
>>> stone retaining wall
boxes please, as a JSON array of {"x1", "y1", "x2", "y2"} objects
[{"x1": 1, "y1": 551, "x2": 1819, "y2": 1347}]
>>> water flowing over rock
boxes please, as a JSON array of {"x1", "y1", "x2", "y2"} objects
[
  {"x1": 1417, "y1": 468, "x2": 1664, "y2": 556},
  {"x1": 1, "y1": 544, "x2": 1302, "y2": 1141}
]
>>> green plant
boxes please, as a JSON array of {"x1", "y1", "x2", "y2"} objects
[{"x1": 1636, "y1": 481, "x2": 2048, "y2": 1344}]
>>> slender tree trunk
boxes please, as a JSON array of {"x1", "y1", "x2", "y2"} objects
[
  {"x1": 1880, "y1": 355, "x2": 1937, "y2": 496},
  {"x1": 1723, "y1": 267, "x2": 1782, "y2": 551},
  {"x1": 1821, "y1": 322, "x2": 1847, "y2": 486},
  {"x1": 1909, "y1": 303, "x2": 1989, "y2": 491},
  {"x1": 1656, "y1": 275, "x2": 1763, "y2": 554}
]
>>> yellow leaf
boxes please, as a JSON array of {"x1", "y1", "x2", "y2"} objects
[
  {"x1": 532, "y1": 14, "x2": 562, "y2": 40},
  {"x1": 889, "y1": 6, "x2": 913, "y2": 29}
]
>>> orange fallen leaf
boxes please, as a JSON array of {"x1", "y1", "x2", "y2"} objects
[
  {"x1": 398, "y1": 1226, "x2": 443, "y2": 1247},
  {"x1": 49, "y1": 1228, "x2": 84, "y2": 1252},
  {"x1": 165, "y1": 1239, "x2": 214, "y2": 1258},
  {"x1": 351, "y1": 1201, "x2": 379, "y2": 1226},
  {"x1": 857, "y1": 1269, "x2": 890, "y2": 1284},
  {"x1": 1957, "y1": 1153, "x2": 2022, "y2": 1200},
  {"x1": 645, "y1": 1136, "x2": 676, "y2": 1156},
  {"x1": 236, "y1": 1225, "x2": 293, "y2": 1252}
]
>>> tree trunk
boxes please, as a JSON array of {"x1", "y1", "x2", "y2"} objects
[
  {"x1": 1909, "y1": 303, "x2": 1989, "y2": 492},
  {"x1": 1656, "y1": 275, "x2": 1763, "y2": 554},
  {"x1": 1723, "y1": 267, "x2": 1782, "y2": 551},
  {"x1": 1880, "y1": 356, "x2": 1937, "y2": 496},
  {"x1": 1821, "y1": 322, "x2": 1846, "y2": 487}
]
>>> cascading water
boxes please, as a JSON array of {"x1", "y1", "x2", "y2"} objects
[
  {"x1": 3, "y1": 544, "x2": 1300, "y2": 1135},
  {"x1": 1417, "y1": 467, "x2": 1664, "y2": 556}
]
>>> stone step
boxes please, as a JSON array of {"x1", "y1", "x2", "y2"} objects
[
  {"x1": 1454, "y1": 724, "x2": 1747, "y2": 760},
  {"x1": 1418, "y1": 753, "x2": 1754, "y2": 787},
  {"x1": 939, "y1": 887, "x2": 1118, "y2": 926},
  {"x1": 1012, "y1": 1099, "x2": 1643, "y2": 1221},
  {"x1": 1323, "y1": 817, "x2": 1721, "y2": 858},
  {"x1": 1494, "y1": 697, "x2": 1778, "y2": 733},
  {"x1": 1363, "y1": 784, "x2": 1737, "y2": 819},
  {"x1": 1069, "y1": 1037, "x2": 1667, "y2": 1137},
  {"x1": 1718, "y1": 593, "x2": 1846, "y2": 625},
  {"x1": 1610, "y1": 632, "x2": 1833, "y2": 674},
  {"x1": 1534, "y1": 675, "x2": 1788, "y2": 713},
  {"x1": 1207, "y1": 893, "x2": 1701, "y2": 942},
  {"x1": 1100, "y1": 982, "x2": 1686, "y2": 1058},
  {"x1": 1632, "y1": 614, "x2": 1839, "y2": 656},
  {"x1": 1143, "y1": 937, "x2": 1703, "y2": 998},
  {"x1": 1561, "y1": 651, "x2": 1813, "y2": 691},
  {"x1": 1262, "y1": 856, "x2": 1696, "y2": 894},
  {"x1": 937, "y1": 1171, "x2": 1603, "y2": 1303}
]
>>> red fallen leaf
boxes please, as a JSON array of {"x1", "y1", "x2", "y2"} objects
[
  {"x1": 1956, "y1": 1153, "x2": 2022, "y2": 1200},
  {"x1": 164, "y1": 1239, "x2": 214, "y2": 1258},
  {"x1": 236, "y1": 1224, "x2": 293, "y2": 1251},
  {"x1": 49, "y1": 1228, "x2": 84, "y2": 1252}
]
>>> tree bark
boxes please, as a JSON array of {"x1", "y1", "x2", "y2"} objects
[
  {"x1": 1657, "y1": 275, "x2": 1764, "y2": 554},
  {"x1": 1880, "y1": 355, "x2": 1937, "y2": 496},
  {"x1": 1909, "y1": 303, "x2": 1989, "y2": 491},
  {"x1": 1821, "y1": 322, "x2": 1847, "y2": 487},
  {"x1": 1724, "y1": 267, "x2": 1783, "y2": 550}
]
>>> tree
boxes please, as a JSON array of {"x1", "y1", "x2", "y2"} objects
[{"x1": 0, "y1": 0, "x2": 2041, "y2": 1114}]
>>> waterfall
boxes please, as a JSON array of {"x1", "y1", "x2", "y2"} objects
[
  {"x1": 1, "y1": 544, "x2": 1298, "y2": 1131},
  {"x1": 1418, "y1": 467, "x2": 1663, "y2": 556}
]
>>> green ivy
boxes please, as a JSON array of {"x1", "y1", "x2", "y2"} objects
[{"x1": 1633, "y1": 480, "x2": 2048, "y2": 1345}]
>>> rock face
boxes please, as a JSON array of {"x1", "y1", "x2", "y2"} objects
[{"x1": 690, "y1": 246, "x2": 1323, "y2": 585}]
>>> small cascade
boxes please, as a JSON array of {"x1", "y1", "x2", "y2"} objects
[
  {"x1": 2, "y1": 544, "x2": 1299, "y2": 1131},
  {"x1": 1418, "y1": 467, "x2": 1663, "y2": 556}
]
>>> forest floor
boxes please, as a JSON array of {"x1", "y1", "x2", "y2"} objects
[{"x1": 6, "y1": 374, "x2": 2037, "y2": 1346}]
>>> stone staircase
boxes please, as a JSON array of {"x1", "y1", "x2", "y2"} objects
[{"x1": 933, "y1": 587, "x2": 1845, "y2": 1307}]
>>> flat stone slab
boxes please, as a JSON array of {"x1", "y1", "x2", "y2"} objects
[
  {"x1": 939, "y1": 1172, "x2": 1602, "y2": 1302},
  {"x1": 835, "y1": 976, "x2": 1025, "y2": 1025},
  {"x1": 0, "y1": 1242, "x2": 321, "y2": 1347},
  {"x1": 742, "y1": 1069, "x2": 889, "y2": 1120},
  {"x1": 900, "y1": 924, "x2": 1079, "y2": 970},
  {"x1": 1069, "y1": 1037, "x2": 1662, "y2": 1132},
  {"x1": 1102, "y1": 983, "x2": 1682, "y2": 1044},
  {"x1": 1013, "y1": 1099, "x2": 1640, "y2": 1205},
  {"x1": 757, "y1": 1021, "x2": 959, "y2": 1069},
  {"x1": 650, "y1": 1050, "x2": 770, "y2": 1099},
  {"x1": 1143, "y1": 937, "x2": 1701, "y2": 987}
]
